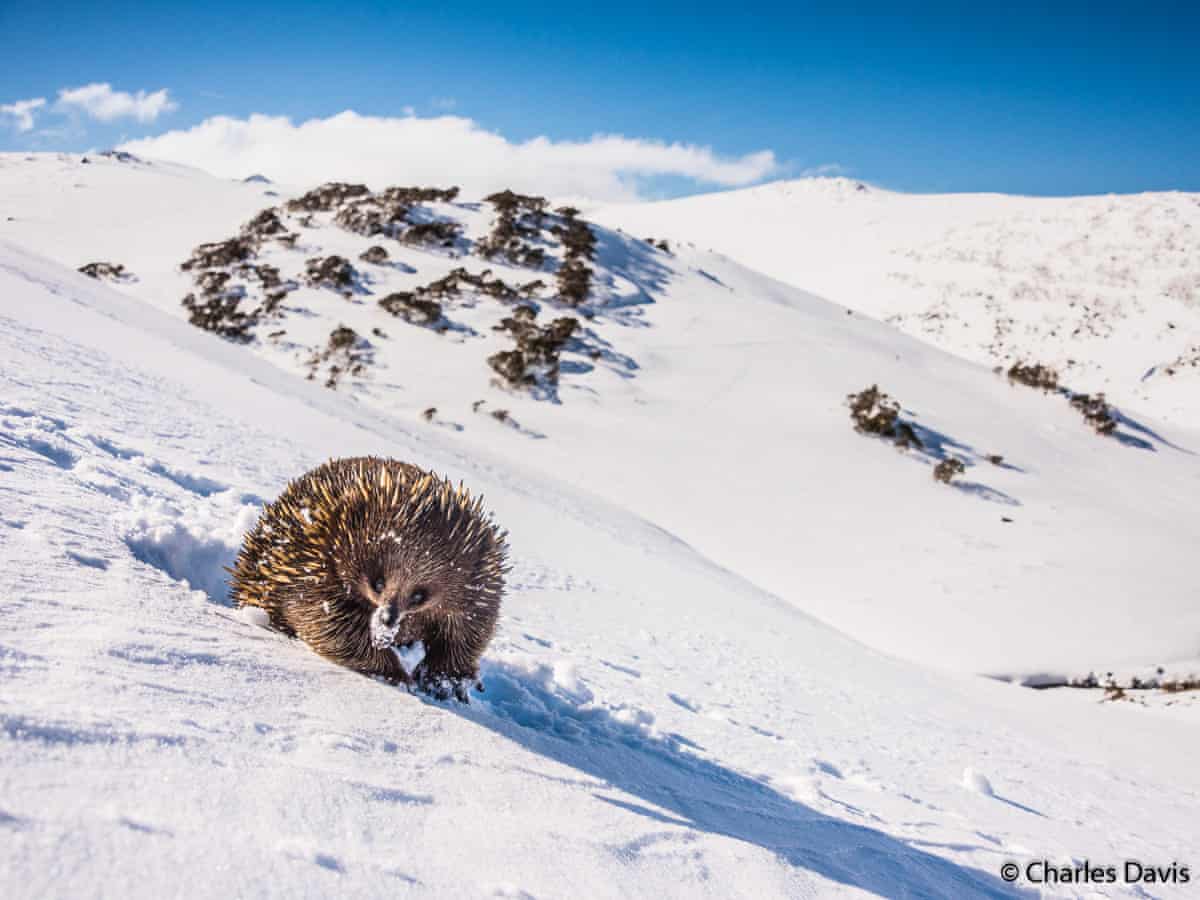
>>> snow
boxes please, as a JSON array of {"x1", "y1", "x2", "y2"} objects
[
  {"x1": 962, "y1": 768, "x2": 996, "y2": 798},
  {"x1": 590, "y1": 177, "x2": 1200, "y2": 429},
  {"x1": 1, "y1": 154, "x2": 1199, "y2": 897}
]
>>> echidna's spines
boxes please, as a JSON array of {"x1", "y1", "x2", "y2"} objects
[{"x1": 229, "y1": 456, "x2": 508, "y2": 692}]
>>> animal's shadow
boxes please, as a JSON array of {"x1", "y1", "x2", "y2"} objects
[{"x1": 440, "y1": 661, "x2": 1028, "y2": 899}]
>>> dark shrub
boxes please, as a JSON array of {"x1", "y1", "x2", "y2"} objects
[
  {"x1": 360, "y1": 245, "x2": 390, "y2": 265},
  {"x1": 286, "y1": 182, "x2": 370, "y2": 212},
  {"x1": 378, "y1": 293, "x2": 442, "y2": 326},
  {"x1": 487, "y1": 350, "x2": 531, "y2": 386},
  {"x1": 308, "y1": 325, "x2": 371, "y2": 388},
  {"x1": 305, "y1": 255, "x2": 357, "y2": 291},
  {"x1": 846, "y1": 385, "x2": 925, "y2": 450},
  {"x1": 933, "y1": 458, "x2": 966, "y2": 483},
  {"x1": 401, "y1": 220, "x2": 462, "y2": 247},
  {"x1": 78, "y1": 261, "x2": 127, "y2": 280},
  {"x1": 241, "y1": 208, "x2": 289, "y2": 241},
  {"x1": 1069, "y1": 393, "x2": 1118, "y2": 435},
  {"x1": 182, "y1": 237, "x2": 255, "y2": 271},
  {"x1": 1007, "y1": 362, "x2": 1059, "y2": 392}
]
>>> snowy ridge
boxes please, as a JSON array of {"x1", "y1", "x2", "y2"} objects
[{"x1": 592, "y1": 177, "x2": 1200, "y2": 428}]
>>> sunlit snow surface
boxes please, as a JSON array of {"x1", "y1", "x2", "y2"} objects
[{"x1": 1, "y1": 155, "x2": 1198, "y2": 898}]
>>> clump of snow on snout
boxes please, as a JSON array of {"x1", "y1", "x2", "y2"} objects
[
  {"x1": 961, "y1": 767, "x2": 995, "y2": 797},
  {"x1": 369, "y1": 603, "x2": 404, "y2": 649}
]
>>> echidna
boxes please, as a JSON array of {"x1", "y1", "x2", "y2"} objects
[{"x1": 230, "y1": 457, "x2": 508, "y2": 700}]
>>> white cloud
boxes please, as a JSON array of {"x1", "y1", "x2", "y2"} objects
[
  {"x1": 800, "y1": 163, "x2": 849, "y2": 178},
  {"x1": 118, "y1": 110, "x2": 778, "y2": 201},
  {"x1": 1, "y1": 97, "x2": 46, "y2": 132},
  {"x1": 56, "y1": 83, "x2": 177, "y2": 123}
]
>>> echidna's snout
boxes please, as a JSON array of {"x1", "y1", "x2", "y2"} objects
[
  {"x1": 369, "y1": 598, "x2": 405, "y2": 649},
  {"x1": 379, "y1": 597, "x2": 402, "y2": 628}
]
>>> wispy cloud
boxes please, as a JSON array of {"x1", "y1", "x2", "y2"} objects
[
  {"x1": 0, "y1": 97, "x2": 47, "y2": 132},
  {"x1": 800, "y1": 163, "x2": 849, "y2": 178},
  {"x1": 56, "y1": 83, "x2": 177, "y2": 123},
  {"x1": 119, "y1": 110, "x2": 778, "y2": 202}
]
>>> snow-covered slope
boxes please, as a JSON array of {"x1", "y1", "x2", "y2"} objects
[
  {"x1": 4, "y1": 240, "x2": 1199, "y2": 898},
  {"x1": 2, "y1": 152, "x2": 1197, "y2": 680},
  {"x1": 591, "y1": 178, "x2": 1200, "y2": 429}
]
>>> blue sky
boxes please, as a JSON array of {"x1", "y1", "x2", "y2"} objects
[{"x1": 2, "y1": 1, "x2": 1197, "y2": 198}]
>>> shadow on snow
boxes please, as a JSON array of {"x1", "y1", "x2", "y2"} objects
[{"x1": 442, "y1": 661, "x2": 1029, "y2": 899}]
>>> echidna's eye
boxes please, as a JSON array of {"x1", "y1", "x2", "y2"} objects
[
  {"x1": 409, "y1": 588, "x2": 429, "y2": 607},
  {"x1": 372, "y1": 578, "x2": 385, "y2": 593}
]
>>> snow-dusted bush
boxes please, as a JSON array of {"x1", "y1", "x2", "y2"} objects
[
  {"x1": 304, "y1": 255, "x2": 358, "y2": 292},
  {"x1": 933, "y1": 458, "x2": 966, "y2": 483},
  {"x1": 1069, "y1": 393, "x2": 1117, "y2": 435},
  {"x1": 1006, "y1": 361, "x2": 1059, "y2": 392},
  {"x1": 286, "y1": 181, "x2": 370, "y2": 212},
  {"x1": 847, "y1": 385, "x2": 923, "y2": 450},
  {"x1": 307, "y1": 325, "x2": 371, "y2": 388},
  {"x1": 378, "y1": 292, "x2": 442, "y2": 326}
]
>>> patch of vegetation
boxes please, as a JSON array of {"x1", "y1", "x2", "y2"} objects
[
  {"x1": 304, "y1": 255, "x2": 358, "y2": 292},
  {"x1": 78, "y1": 261, "x2": 128, "y2": 280},
  {"x1": 333, "y1": 197, "x2": 409, "y2": 238},
  {"x1": 553, "y1": 209, "x2": 596, "y2": 306},
  {"x1": 933, "y1": 457, "x2": 966, "y2": 483},
  {"x1": 286, "y1": 182, "x2": 371, "y2": 212},
  {"x1": 240, "y1": 208, "x2": 293, "y2": 243},
  {"x1": 307, "y1": 325, "x2": 372, "y2": 388},
  {"x1": 378, "y1": 293, "x2": 442, "y2": 327},
  {"x1": 1005, "y1": 361, "x2": 1059, "y2": 392},
  {"x1": 477, "y1": 190, "x2": 550, "y2": 267},
  {"x1": 488, "y1": 305, "x2": 579, "y2": 394},
  {"x1": 1003, "y1": 362, "x2": 1126, "y2": 439},
  {"x1": 359, "y1": 245, "x2": 390, "y2": 265},
  {"x1": 400, "y1": 220, "x2": 462, "y2": 248},
  {"x1": 1069, "y1": 393, "x2": 1117, "y2": 435},
  {"x1": 182, "y1": 292, "x2": 256, "y2": 343},
  {"x1": 181, "y1": 237, "x2": 256, "y2": 271},
  {"x1": 381, "y1": 186, "x2": 460, "y2": 205},
  {"x1": 846, "y1": 385, "x2": 924, "y2": 450}
]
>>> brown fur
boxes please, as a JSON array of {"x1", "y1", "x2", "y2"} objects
[{"x1": 230, "y1": 457, "x2": 508, "y2": 699}]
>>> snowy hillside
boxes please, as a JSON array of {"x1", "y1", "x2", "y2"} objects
[
  {"x1": 2, "y1": 153, "x2": 1200, "y2": 897},
  {"x1": 591, "y1": 178, "x2": 1200, "y2": 429},
  {"x1": 3, "y1": 152, "x2": 1197, "y2": 678}
]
